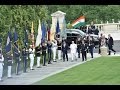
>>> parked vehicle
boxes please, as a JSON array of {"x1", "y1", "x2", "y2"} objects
[{"x1": 55, "y1": 29, "x2": 99, "y2": 47}]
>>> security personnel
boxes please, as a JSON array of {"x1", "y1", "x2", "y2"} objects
[
  {"x1": 0, "y1": 49, "x2": 4, "y2": 81},
  {"x1": 98, "y1": 33, "x2": 103, "y2": 54},
  {"x1": 70, "y1": 41, "x2": 77, "y2": 61},
  {"x1": 29, "y1": 45, "x2": 35, "y2": 70},
  {"x1": 7, "y1": 52, "x2": 13, "y2": 78},
  {"x1": 77, "y1": 38, "x2": 82, "y2": 58},
  {"x1": 88, "y1": 37, "x2": 94, "y2": 58},
  {"x1": 42, "y1": 42, "x2": 47, "y2": 66},
  {"x1": 81, "y1": 40, "x2": 88, "y2": 61},
  {"x1": 13, "y1": 43, "x2": 21, "y2": 75},
  {"x1": 47, "y1": 41, "x2": 52, "y2": 64},
  {"x1": 52, "y1": 40, "x2": 57, "y2": 62},
  {"x1": 94, "y1": 26, "x2": 99, "y2": 35},
  {"x1": 107, "y1": 34, "x2": 116, "y2": 55},
  {"x1": 57, "y1": 39, "x2": 62, "y2": 60},
  {"x1": 35, "y1": 44, "x2": 42, "y2": 68},
  {"x1": 62, "y1": 41, "x2": 68, "y2": 62},
  {"x1": 22, "y1": 47, "x2": 28, "y2": 73}
]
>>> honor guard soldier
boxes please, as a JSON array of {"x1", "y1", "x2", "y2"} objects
[
  {"x1": 52, "y1": 40, "x2": 57, "y2": 62},
  {"x1": 0, "y1": 48, "x2": 4, "y2": 81},
  {"x1": 77, "y1": 38, "x2": 82, "y2": 58},
  {"x1": 13, "y1": 44, "x2": 21, "y2": 75},
  {"x1": 57, "y1": 39, "x2": 62, "y2": 60},
  {"x1": 29, "y1": 45, "x2": 35, "y2": 70},
  {"x1": 88, "y1": 37, "x2": 94, "y2": 58},
  {"x1": 7, "y1": 52, "x2": 13, "y2": 78},
  {"x1": 35, "y1": 44, "x2": 42, "y2": 68},
  {"x1": 81, "y1": 40, "x2": 88, "y2": 61},
  {"x1": 47, "y1": 41, "x2": 52, "y2": 64},
  {"x1": 62, "y1": 41, "x2": 68, "y2": 62},
  {"x1": 42, "y1": 42, "x2": 47, "y2": 66},
  {"x1": 70, "y1": 41, "x2": 77, "y2": 62},
  {"x1": 22, "y1": 47, "x2": 28, "y2": 73}
]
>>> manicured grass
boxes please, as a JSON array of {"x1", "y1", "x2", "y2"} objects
[{"x1": 32, "y1": 56, "x2": 120, "y2": 85}]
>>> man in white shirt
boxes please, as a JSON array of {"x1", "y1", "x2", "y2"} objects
[
  {"x1": 52, "y1": 40, "x2": 57, "y2": 62},
  {"x1": 70, "y1": 41, "x2": 77, "y2": 61}
]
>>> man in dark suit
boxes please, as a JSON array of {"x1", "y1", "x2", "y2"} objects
[
  {"x1": 107, "y1": 34, "x2": 116, "y2": 55},
  {"x1": 77, "y1": 38, "x2": 82, "y2": 58},
  {"x1": 88, "y1": 37, "x2": 94, "y2": 58},
  {"x1": 62, "y1": 41, "x2": 68, "y2": 62},
  {"x1": 94, "y1": 26, "x2": 99, "y2": 35},
  {"x1": 81, "y1": 40, "x2": 88, "y2": 61},
  {"x1": 98, "y1": 33, "x2": 103, "y2": 54}
]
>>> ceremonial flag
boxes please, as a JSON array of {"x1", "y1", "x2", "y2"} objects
[
  {"x1": 62, "y1": 18, "x2": 67, "y2": 38},
  {"x1": 35, "y1": 19, "x2": 42, "y2": 47},
  {"x1": 5, "y1": 32, "x2": 12, "y2": 53},
  {"x1": 47, "y1": 20, "x2": 51, "y2": 41},
  {"x1": 72, "y1": 16, "x2": 85, "y2": 28},
  {"x1": 41, "y1": 22, "x2": 46, "y2": 43},
  {"x1": 24, "y1": 27, "x2": 28, "y2": 47},
  {"x1": 31, "y1": 21, "x2": 35, "y2": 48},
  {"x1": 56, "y1": 19, "x2": 60, "y2": 34},
  {"x1": 13, "y1": 30, "x2": 19, "y2": 56}
]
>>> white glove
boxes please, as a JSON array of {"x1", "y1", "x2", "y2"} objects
[
  {"x1": 2, "y1": 63, "x2": 4, "y2": 66},
  {"x1": 19, "y1": 58, "x2": 21, "y2": 61}
]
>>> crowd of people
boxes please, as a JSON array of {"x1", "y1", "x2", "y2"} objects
[{"x1": 0, "y1": 26, "x2": 116, "y2": 82}]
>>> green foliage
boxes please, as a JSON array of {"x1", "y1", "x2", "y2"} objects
[{"x1": 1, "y1": 5, "x2": 120, "y2": 50}]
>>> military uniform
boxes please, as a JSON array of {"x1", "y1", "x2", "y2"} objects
[
  {"x1": 47, "y1": 42, "x2": 52, "y2": 64},
  {"x1": 13, "y1": 47, "x2": 20, "y2": 75},
  {"x1": 22, "y1": 47, "x2": 28, "y2": 72},
  {"x1": 42, "y1": 43, "x2": 47, "y2": 66},
  {"x1": 35, "y1": 46, "x2": 42, "y2": 67},
  {"x1": 88, "y1": 39, "x2": 94, "y2": 58},
  {"x1": 57, "y1": 40, "x2": 62, "y2": 60},
  {"x1": 0, "y1": 50, "x2": 4, "y2": 81},
  {"x1": 29, "y1": 47, "x2": 35, "y2": 70},
  {"x1": 7, "y1": 53, "x2": 13, "y2": 78}
]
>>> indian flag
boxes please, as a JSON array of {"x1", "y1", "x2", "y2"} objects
[{"x1": 72, "y1": 16, "x2": 85, "y2": 28}]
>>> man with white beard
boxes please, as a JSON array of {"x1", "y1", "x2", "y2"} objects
[
  {"x1": 52, "y1": 40, "x2": 57, "y2": 62},
  {"x1": 0, "y1": 45, "x2": 4, "y2": 81},
  {"x1": 70, "y1": 41, "x2": 77, "y2": 61}
]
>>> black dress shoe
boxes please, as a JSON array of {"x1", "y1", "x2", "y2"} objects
[
  {"x1": 114, "y1": 52, "x2": 116, "y2": 55},
  {"x1": 53, "y1": 61, "x2": 57, "y2": 62},
  {"x1": 43, "y1": 65, "x2": 47, "y2": 66},
  {"x1": 7, "y1": 77, "x2": 12, "y2": 79},
  {"x1": 48, "y1": 62, "x2": 52, "y2": 64}
]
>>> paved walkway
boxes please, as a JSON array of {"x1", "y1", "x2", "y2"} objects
[{"x1": 0, "y1": 53, "x2": 119, "y2": 85}]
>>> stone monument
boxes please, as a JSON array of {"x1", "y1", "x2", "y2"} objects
[{"x1": 50, "y1": 11, "x2": 66, "y2": 41}]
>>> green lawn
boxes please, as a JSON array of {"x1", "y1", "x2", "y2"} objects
[{"x1": 32, "y1": 56, "x2": 120, "y2": 85}]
